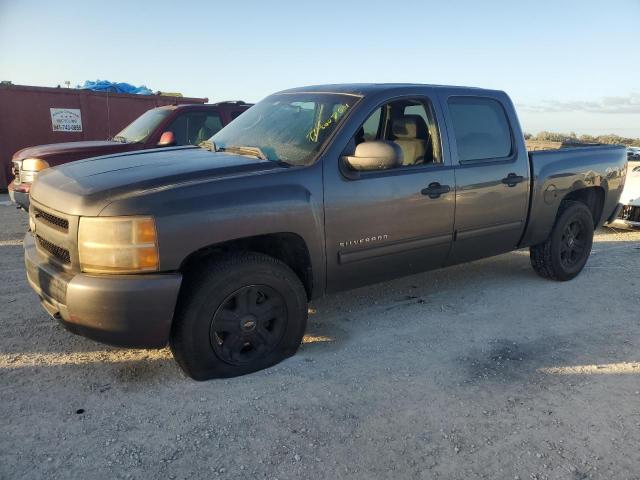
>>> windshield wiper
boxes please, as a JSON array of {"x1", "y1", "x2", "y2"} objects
[
  {"x1": 220, "y1": 145, "x2": 268, "y2": 161},
  {"x1": 199, "y1": 140, "x2": 217, "y2": 152},
  {"x1": 200, "y1": 142, "x2": 290, "y2": 167}
]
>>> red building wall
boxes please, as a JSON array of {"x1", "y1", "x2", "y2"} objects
[{"x1": 0, "y1": 84, "x2": 207, "y2": 189}]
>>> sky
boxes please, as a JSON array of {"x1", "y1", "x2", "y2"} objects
[{"x1": 1, "y1": 0, "x2": 640, "y2": 137}]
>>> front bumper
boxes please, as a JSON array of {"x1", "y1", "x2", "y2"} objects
[
  {"x1": 24, "y1": 233, "x2": 182, "y2": 348},
  {"x1": 8, "y1": 181, "x2": 30, "y2": 210}
]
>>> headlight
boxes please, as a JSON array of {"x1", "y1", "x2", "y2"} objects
[
  {"x1": 78, "y1": 216, "x2": 159, "y2": 274},
  {"x1": 19, "y1": 158, "x2": 49, "y2": 183}
]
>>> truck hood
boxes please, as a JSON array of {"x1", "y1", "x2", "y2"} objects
[
  {"x1": 12, "y1": 140, "x2": 132, "y2": 163},
  {"x1": 30, "y1": 146, "x2": 284, "y2": 215}
]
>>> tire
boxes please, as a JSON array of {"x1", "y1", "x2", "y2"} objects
[
  {"x1": 530, "y1": 201, "x2": 594, "y2": 281},
  {"x1": 170, "y1": 252, "x2": 308, "y2": 380}
]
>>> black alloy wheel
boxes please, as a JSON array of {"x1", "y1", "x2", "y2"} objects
[
  {"x1": 559, "y1": 218, "x2": 589, "y2": 270},
  {"x1": 530, "y1": 200, "x2": 594, "y2": 281},
  {"x1": 210, "y1": 285, "x2": 287, "y2": 366},
  {"x1": 169, "y1": 252, "x2": 308, "y2": 380}
]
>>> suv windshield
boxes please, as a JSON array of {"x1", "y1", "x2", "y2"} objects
[
  {"x1": 210, "y1": 93, "x2": 359, "y2": 166},
  {"x1": 113, "y1": 108, "x2": 173, "y2": 143}
]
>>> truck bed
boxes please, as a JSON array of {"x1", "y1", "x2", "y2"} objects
[{"x1": 520, "y1": 145, "x2": 628, "y2": 247}]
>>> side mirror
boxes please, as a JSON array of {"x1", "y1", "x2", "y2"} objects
[
  {"x1": 157, "y1": 131, "x2": 176, "y2": 147},
  {"x1": 342, "y1": 141, "x2": 403, "y2": 171}
]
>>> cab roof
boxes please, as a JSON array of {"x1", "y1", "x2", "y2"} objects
[
  {"x1": 155, "y1": 101, "x2": 251, "y2": 111},
  {"x1": 277, "y1": 83, "x2": 500, "y2": 97}
]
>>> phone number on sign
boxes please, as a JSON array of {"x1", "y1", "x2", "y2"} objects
[{"x1": 53, "y1": 124, "x2": 82, "y2": 132}]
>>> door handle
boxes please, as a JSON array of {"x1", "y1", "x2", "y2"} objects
[
  {"x1": 421, "y1": 182, "x2": 451, "y2": 199},
  {"x1": 501, "y1": 173, "x2": 524, "y2": 187}
]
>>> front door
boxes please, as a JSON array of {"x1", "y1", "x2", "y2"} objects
[{"x1": 323, "y1": 96, "x2": 456, "y2": 293}]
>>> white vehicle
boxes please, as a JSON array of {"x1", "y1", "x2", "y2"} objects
[{"x1": 614, "y1": 162, "x2": 640, "y2": 228}]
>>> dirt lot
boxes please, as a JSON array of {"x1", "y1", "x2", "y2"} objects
[{"x1": 1, "y1": 194, "x2": 640, "y2": 480}]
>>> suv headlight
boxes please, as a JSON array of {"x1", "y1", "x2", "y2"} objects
[
  {"x1": 19, "y1": 158, "x2": 49, "y2": 183},
  {"x1": 78, "y1": 216, "x2": 159, "y2": 274}
]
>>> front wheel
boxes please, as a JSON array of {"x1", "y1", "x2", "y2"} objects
[
  {"x1": 530, "y1": 201, "x2": 594, "y2": 281},
  {"x1": 170, "y1": 253, "x2": 308, "y2": 380}
]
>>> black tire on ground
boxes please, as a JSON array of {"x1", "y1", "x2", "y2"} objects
[
  {"x1": 530, "y1": 200, "x2": 595, "y2": 281},
  {"x1": 170, "y1": 252, "x2": 308, "y2": 380}
]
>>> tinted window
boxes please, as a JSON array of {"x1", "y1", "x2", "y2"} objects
[
  {"x1": 166, "y1": 115, "x2": 188, "y2": 145},
  {"x1": 166, "y1": 112, "x2": 223, "y2": 145},
  {"x1": 448, "y1": 97, "x2": 512, "y2": 162},
  {"x1": 201, "y1": 114, "x2": 223, "y2": 140}
]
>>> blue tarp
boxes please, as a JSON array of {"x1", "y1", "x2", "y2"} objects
[{"x1": 79, "y1": 80, "x2": 153, "y2": 95}]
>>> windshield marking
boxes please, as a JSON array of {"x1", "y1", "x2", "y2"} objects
[
  {"x1": 211, "y1": 93, "x2": 357, "y2": 166},
  {"x1": 307, "y1": 103, "x2": 350, "y2": 143}
]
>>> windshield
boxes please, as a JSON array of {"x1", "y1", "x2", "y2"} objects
[
  {"x1": 210, "y1": 93, "x2": 358, "y2": 166},
  {"x1": 114, "y1": 108, "x2": 173, "y2": 143}
]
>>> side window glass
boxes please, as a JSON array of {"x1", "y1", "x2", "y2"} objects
[
  {"x1": 202, "y1": 114, "x2": 223, "y2": 138},
  {"x1": 231, "y1": 110, "x2": 245, "y2": 120},
  {"x1": 360, "y1": 108, "x2": 382, "y2": 141},
  {"x1": 350, "y1": 98, "x2": 441, "y2": 170},
  {"x1": 188, "y1": 113, "x2": 223, "y2": 145},
  {"x1": 404, "y1": 105, "x2": 429, "y2": 126},
  {"x1": 404, "y1": 104, "x2": 442, "y2": 163},
  {"x1": 166, "y1": 112, "x2": 224, "y2": 146},
  {"x1": 448, "y1": 97, "x2": 512, "y2": 162},
  {"x1": 165, "y1": 115, "x2": 188, "y2": 145}
]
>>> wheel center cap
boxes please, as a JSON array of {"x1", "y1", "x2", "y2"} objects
[
  {"x1": 567, "y1": 236, "x2": 575, "y2": 247},
  {"x1": 240, "y1": 315, "x2": 257, "y2": 332}
]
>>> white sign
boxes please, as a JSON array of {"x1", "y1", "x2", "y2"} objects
[{"x1": 50, "y1": 108, "x2": 83, "y2": 132}]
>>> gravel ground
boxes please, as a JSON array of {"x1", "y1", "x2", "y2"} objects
[{"x1": 1, "y1": 194, "x2": 640, "y2": 480}]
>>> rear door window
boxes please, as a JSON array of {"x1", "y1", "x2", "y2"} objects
[{"x1": 447, "y1": 97, "x2": 512, "y2": 162}]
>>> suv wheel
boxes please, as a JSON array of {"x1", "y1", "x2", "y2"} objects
[
  {"x1": 170, "y1": 253, "x2": 308, "y2": 380},
  {"x1": 530, "y1": 201, "x2": 594, "y2": 281}
]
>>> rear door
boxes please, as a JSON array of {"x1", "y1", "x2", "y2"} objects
[
  {"x1": 323, "y1": 93, "x2": 455, "y2": 293},
  {"x1": 439, "y1": 92, "x2": 530, "y2": 264}
]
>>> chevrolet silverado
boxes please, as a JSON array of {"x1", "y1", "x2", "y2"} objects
[{"x1": 24, "y1": 84, "x2": 627, "y2": 380}]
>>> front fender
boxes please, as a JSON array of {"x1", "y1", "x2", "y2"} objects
[{"x1": 100, "y1": 164, "x2": 326, "y2": 296}]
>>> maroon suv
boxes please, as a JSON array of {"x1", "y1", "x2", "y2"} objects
[{"x1": 9, "y1": 101, "x2": 252, "y2": 209}]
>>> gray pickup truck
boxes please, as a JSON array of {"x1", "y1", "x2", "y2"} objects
[{"x1": 24, "y1": 84, "x2": 627, "y2": 380}]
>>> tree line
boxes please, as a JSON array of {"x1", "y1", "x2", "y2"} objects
[{"x1": 524, "y1": 131, "x2": 640, "y2": 147}]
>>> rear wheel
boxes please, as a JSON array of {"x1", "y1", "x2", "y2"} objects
[
  {"x1": 170, "y1": 252, "x2": 308, "y2": 380},
  {"x1": 530, "y1": 201, "x2": 594, "y2": 281}
]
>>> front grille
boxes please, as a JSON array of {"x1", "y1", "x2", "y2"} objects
[
  {"x1": 619, "y1": 205, "x2": 640, "y2": 223},
  {"x1": 36, "y1": 235, "x2": 71, "y2": 264},
  {"x1": 34, "y1": 207, "x2": 69, "y2": 232}
]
